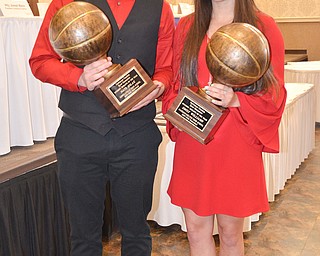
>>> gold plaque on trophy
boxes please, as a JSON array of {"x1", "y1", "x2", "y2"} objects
[
  {"x1": 164, "y1": 86, "x2": 229, "y2": 144},
  {"x1": 93, "y1": 59, "x2": 157, "y2": 118}
]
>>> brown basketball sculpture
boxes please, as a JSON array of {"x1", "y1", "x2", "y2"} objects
[
  {"x1": 206, "y1": 23, "x2": 270, "y2": 87},
  {"x1": 49, "y1": 1, "x2": 112, "y2": 66}
]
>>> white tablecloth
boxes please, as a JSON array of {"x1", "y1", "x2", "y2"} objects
[
  {"x1": 148, "y1": 83, "x2": 316, "y2": 234},
  {"x1": 285, "y1": 61, "x2": 320, "y2": 122},
  {"x1": 263, "y1": 83, "x2": 316, "y2": 201},
  {"x1": 0, "y1": 17, "x2": 62, "y2": 156}
]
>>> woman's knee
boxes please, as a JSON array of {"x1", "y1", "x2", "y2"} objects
[
  {"x1": 183, "y1": 208, "x2": 214, "y2": 242},
  {"x1": 217, "y1": 215, "x2": 244, "y2": 246}
]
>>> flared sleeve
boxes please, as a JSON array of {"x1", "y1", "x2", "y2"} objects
[{"x1": 234, "y1": 13, "x2": 287, "y2": 153}]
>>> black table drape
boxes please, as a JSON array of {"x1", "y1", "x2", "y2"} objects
[
  {"x1": 0, "y1": 161, "x2": 117, "y2": 255},
  {"x1": 0, "y1": 163, "x2": 70, "y2": 256}
]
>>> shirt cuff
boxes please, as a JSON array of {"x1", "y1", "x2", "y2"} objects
[{"x1": 68, "y1": 68, "x2": 87, "y2": 92}]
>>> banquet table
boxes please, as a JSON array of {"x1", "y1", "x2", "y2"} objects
[
  {"x1": 148, "y1": 83, "x2": 316, "y2": 234},
  {"x1": 0, "y1": 17, "x2": 62, "y2": 156},
  {"x1": 284, "y1": 61, "x2": 320, "y2": 123}
]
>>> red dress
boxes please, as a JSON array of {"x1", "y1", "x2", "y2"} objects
[{"x1": 162, "y1": 12, "x2": 287, "y2": 217}]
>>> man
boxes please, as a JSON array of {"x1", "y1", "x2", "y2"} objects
[{"x1": 29, "y1": 0, "x2": 174, "y2": 255}]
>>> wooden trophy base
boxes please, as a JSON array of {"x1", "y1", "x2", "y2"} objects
[
  {"x1": 164, "y1": 86, "x2": 230, "y2": 144},
  {"x1": 94, "y1": 59, "x2": 157, "y2": 118}
]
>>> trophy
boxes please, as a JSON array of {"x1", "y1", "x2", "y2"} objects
[
  {"x1": 48, "y1": 1, "x2": 156, "y2": 118},
  {"x1": 164, "y1": 23, "x2": 271, "y2": 144}
]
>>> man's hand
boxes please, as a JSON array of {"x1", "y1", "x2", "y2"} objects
[
  {"x1": 78, "y1": 57, "x2": 113, "y2": 91},
  {"x1": 129, "y1": 80, "x2": 165, "y2": 112}
]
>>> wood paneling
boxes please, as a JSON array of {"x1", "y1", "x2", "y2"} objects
[{"x1": 278, "y1": 22, "x2": 320, "y2": 61}]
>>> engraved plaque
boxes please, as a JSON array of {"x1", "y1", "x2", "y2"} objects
[
  {"x1": 164, "y1": 86, "x2": 229, "y2": 144},
  {"x1": 94, "y1": 59, "x2": 157, "y2": 118}
]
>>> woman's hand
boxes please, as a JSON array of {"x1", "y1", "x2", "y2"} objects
[
  {"x1": 78, "y1": 57, "x2": 113, "y2": 91},
  {"x1": 204, "y1": 83, "x2": 240, "y2": 108}
]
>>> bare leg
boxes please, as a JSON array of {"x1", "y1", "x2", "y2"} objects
[
  {"x1": 216, "y1": 214, "x2": 244, "y2": 256},
  {"x1": 182, "y1": 208, "x2": 216, "y2": 256}
]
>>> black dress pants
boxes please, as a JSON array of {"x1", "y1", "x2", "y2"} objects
[{"x1": 54, "y1": 117, "x2": 162, "y2": 256}]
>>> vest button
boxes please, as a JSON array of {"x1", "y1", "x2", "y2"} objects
[
  {"x1": 116, "y1": 55, "x2": 121, "y2": 59},
  {"x1": 117, "y1": 39, "x2": 122, "y2": 44}
]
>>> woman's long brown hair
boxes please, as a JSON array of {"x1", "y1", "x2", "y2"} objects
[{"x1": 180, "y1": 0, "x2": 278, "y2": 95}]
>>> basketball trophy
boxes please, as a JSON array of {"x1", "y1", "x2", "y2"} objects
[
  {"x1": 164, "y1": 23, "x2": 270, "y2": 144},
  {"x1": 48, "y1": 1, "x2": 156, "y2": 118}
]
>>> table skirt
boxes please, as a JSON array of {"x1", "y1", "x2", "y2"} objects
[{"x1": 0, "y1": 17, "x2": 62, "y2": 156}]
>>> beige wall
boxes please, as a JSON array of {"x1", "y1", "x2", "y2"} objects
[
  {"x1": 167, "y1": 0, "x2": 193, "y2": 4},
  {"x1": 255, "y1": 0, "x2": 320, "y2": 19},
  {"x1": 170, "y1": 0, "x2": 320, "y2": 17},
  {"x1": 255, "y1": 0, "x2": 320, "y2": 61},
  {"x1": 278, "y1": 22, "x2": 320, "y2": 61}
]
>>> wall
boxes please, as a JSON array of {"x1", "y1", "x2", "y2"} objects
[
  {"x1": 167, "y1": 0, "x2": 193, "y2": 4},
  {"x1": 170, "y1": 0, "x2": 320, "y2": 18},
  {"x1": 255, "y1": 0, "x2": 320, "y2": 20},
  {"x1": 255, "y1": 0, "x2": 320, "y2": 61},
  {"x1": 277, "y1": 22, "x2": 320, "y2": 61}
]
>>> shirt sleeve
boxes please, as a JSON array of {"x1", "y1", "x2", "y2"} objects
[
  {"x1": 29, "y1": 0, "x2": 86, "y2": 92},
  {"x1": 152, "y1": 1, "x2": 175, "y2": 94},
  {"x1": 162, "y1": 16, "x2": 191, "y2": 141},
  {"x1": 234, "y1": 13, "x2": 287, "y2": 153}
]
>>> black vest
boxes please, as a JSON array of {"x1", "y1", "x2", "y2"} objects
[{"x1": 58, "y1": 0, "x2": 163, "y2": 136}]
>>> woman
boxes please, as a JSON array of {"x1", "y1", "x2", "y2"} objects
[{"x1": 162, "y1": 0, "x2": 287, "y2": 255}]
